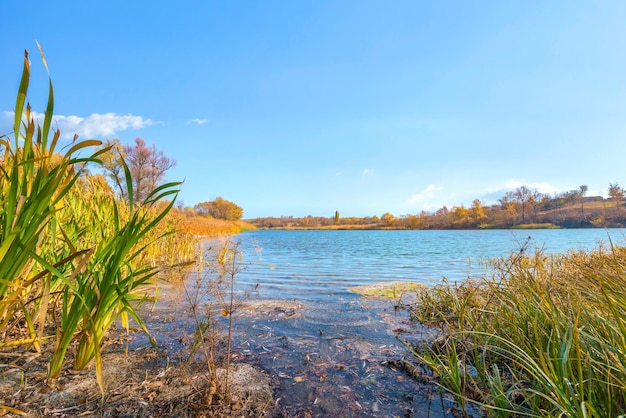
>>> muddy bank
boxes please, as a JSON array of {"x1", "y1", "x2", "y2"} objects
[
  {"x1": 0, "y1": 332, "x2": 273, "y2": 417},
  {"x1": 1, "y1": 280, "x2": 475, "y2": 417},
  {"x1": 0, "y1": 279, "x2": 274, "y2": 418}
]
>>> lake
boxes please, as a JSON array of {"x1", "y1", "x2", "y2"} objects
[
  {"x1": 232, "y1": 228, "x2": 623, "y2": 301},
  {"x1": 200, "y1": 229, "x2": 625, "y2": 416}
]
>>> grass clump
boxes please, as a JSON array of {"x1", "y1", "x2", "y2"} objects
[
  {"x1": 406, "y1": 241, "x2": 626, "y2": 417},
  {"x1": 348, "y1": 281, "x2": 425, "y2": 299},
  {"x1": 510, "y1": 223, "x2": 560, "y2": 229}
]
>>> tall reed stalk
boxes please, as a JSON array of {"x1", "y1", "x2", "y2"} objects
[
  {"x1": 215, "y1": 240, "x2": 244, "y2": 398},
  {"x1": 0, "y1": 48, "x2": 104, "y2": 350},
  {"x1": 48, "y1": 176, "x2": 181, "y2": 389},
  {"x1": 1, "y1": 48, "x2": 183, "y2": 396}
]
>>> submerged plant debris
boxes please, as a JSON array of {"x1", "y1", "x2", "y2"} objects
[
  {"x1": 0, "y1": 279, "x2": 475, "y2": 417},
  {"x1": 0, "y1": 333, "x2": 273, "y2": 417},
  {"x1": 348, "y1": 281, "x2": 426, "y2": 304}
]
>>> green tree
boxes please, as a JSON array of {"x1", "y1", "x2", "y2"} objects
[{"x1": 334, "y1": 210, "x2": 340, "y2": 225}]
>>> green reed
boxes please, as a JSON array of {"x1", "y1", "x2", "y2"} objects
[
  {"x1": 48, "y1": 171, "x2": 180, "y2": 389},
  {"x1": 407, "y1": 244, "x2": 626, "y2": 417},
  {"x1": 1, "y1": 49, "x2": 184, "y2": 395},
  {"x1": 0, "y1": 49, "x2": 104, "y2": 350}
]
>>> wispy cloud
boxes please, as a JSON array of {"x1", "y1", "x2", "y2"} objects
[
  {"x1": 2, "y1": 111, "x2": 153, "y2": 139},
  {"x1": 188, "y1": 118, "x2": 209, "y2": 125},
  {"x1": 492, "y1": 179, "x2": 558, "y2": 195},
  {"x1": 362, "y1": 169, "x2": 370, "y2": 175},
  {"x1": 479, "y1": 179, "x2": 561, "y2": 204},
  {"x1": 407, "y1": 184, "x2": 444, "y2": 208}
]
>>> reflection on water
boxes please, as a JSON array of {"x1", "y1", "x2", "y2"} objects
[{"x1": 146, "y1": 229, "x2": 624, "y2": 416}]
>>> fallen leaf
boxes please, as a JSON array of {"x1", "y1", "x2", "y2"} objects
[{"x1": 148, "y1": 381, "x2": 163, "y2": 389}]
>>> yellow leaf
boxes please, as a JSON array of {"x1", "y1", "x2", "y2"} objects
[{"x1": 0, "y1": 405, "x2": 27, "y2": 416}]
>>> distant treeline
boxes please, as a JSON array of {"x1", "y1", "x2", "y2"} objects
[{"x1": 249, "y1": 184, "x2": 626, "y2": 230}]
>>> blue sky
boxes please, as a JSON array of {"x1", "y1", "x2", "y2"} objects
[{"x1": 2, "y1": 1, "x2": 626, "y2": 218}]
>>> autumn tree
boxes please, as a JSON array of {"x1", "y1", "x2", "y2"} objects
[
  {"x1": 579, "y1": 185, "x2": 588, "y2": 219},
  {"x1": 194, "y1": 197, "x2": 243, "y2": 221},
  {"x1": 100, "y1": 137, "x2": 176, "y2": 203},
  {"x1": 498, "y1": 191, "x2": 518, "y2": 226},
  {"x1": 451, "y1": 205, "x2": 472, "y2": 228},
  {"x1": 466, "y1": 199, "x2": 486, "y2": 226},
  {"x1": 513, "y1": 186, "x2": 533, "y2": 224},
  {"x1": 381, "y1": 212, "x2": 396, "y2": 226},
  {"x1": 125, "y1": 137, "x2": 176, "y2": 203},
  {"x1": 608, "y1": 183, "x2": 625, "y2": 205},
  {"x1": 406, "y1": 213, "x2": 426, "y2": 229},
  {"x1": 432, "y1": 206, "x2": 450, "y2": 229},
  {"x1": 99, "y1": 139, "x2": 126, "y2": 197},
  {"x1": 532, "y1": 190, "x2": 550, "y2": 221}
]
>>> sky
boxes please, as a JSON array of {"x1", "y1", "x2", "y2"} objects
[{"x1": 2, "y1": 1, "x2": 626, "y2": 219}]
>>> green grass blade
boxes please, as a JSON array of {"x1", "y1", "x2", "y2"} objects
[{"x1": 13, "y1": 51, "x2": 30, "y2": 144}]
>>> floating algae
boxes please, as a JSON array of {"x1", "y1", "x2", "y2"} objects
[{"x1": 347, "y1": 281, "x2": 426, "y2": 300}]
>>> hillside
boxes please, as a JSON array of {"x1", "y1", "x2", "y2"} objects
[{"x1": 249, "y1": 195, "x2": 626, "y2": 230}]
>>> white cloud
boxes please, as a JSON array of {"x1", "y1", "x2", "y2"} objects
[
  {"x1": 478, "y1": 179, "x2": 562, "y2": 206},
  {"x1": 188, "y1": 118, "x2": 208, "y2": 125},
  {"x1": 362, "y1": 169, "x2": 370, "y2": 175},
  {"x1": 494, "y1": 179, "x2": 559, "y2": 195},
  {"x1": 407, "y1": 184, "x2": 444, "y2": 207},
  {"x1": 3, "y1": 111, "x2": 153, "y2": 139}
]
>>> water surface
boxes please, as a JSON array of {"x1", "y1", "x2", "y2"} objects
[
  {"x1": 211, "y1": 229, "x2": 623, "y2": 416},
  {"x1": 152, "y1": 229, "x2": 624, "y2": 417},
  {"x1": 234, "y1": 229, "x2": 622, "y2": 300}
]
